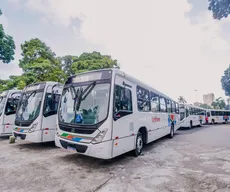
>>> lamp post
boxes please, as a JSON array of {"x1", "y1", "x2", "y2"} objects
[{"x1": 194, "y1": 89, "x2": 198, "y2": 103}]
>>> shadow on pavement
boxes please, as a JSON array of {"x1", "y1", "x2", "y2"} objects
[
  {"x1": 12, "y1": 141, "x2": 58, "y2": 151},
  {"x1": 0, "y1": 136, "x2": 10, "y2": 140}
]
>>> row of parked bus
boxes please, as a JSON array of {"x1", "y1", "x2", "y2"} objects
[{"x1": 0, "y1": 68, "x2": 229, "y2": 159}]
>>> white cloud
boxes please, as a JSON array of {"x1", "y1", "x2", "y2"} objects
[
  {"x1": 10, "y1": 0, "x2": 230, "y2": 103},
  {"x1": 0, "y1": 62, "x2": 22, "y2": 80},
  {"x1": 0, "y1": 13, "x2": 9, "y2": 32}
]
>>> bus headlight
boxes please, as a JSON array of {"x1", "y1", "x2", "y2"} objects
[
  {"x1": 28, "y1": 123, "x2": 38, "y2": 133},
  {"x1": 91, "y1": 128, "x2": 108, "y2": 144}
]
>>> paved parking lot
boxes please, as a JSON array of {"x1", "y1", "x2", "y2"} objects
[{"x1": 1, "y1": 124, "x2": 230, "y2": 192}]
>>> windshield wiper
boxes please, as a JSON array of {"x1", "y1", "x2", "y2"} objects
[
  {"x1": 20, "y1": 90, "x2": 37, "y2": 113},
  {"x1": 75, "y1": 81, "x2": 96, "y2": 112}
]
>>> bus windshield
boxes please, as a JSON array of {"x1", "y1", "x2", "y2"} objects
[
  {"x1": 59, "y1": 82, "x2": 110, "y2": 125},
  {"x1": 16, "y1": 91, "x2": 43, "y2": 121},
  {"x1": 0, "y1": 97, "x2": 6, "y2": 116}
]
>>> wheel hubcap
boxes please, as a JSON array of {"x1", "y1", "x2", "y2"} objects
[{"x1": 137, "y1": 136, "x2": 143, "y2": 153}]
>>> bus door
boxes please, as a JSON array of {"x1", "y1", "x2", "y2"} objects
[
  {"x1": 112, "y1": 75, "x2": 135, "y2": 157},
  {"x1": 41, "y1": 85, "x2": 61, "y2": 142},
  {"x1": 3, "y1": 92, "x2": 20, "y2": 134}
]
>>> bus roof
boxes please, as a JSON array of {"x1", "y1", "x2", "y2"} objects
[{"x1": 180, "y1": 104, "x2": 207, "y2": 110}]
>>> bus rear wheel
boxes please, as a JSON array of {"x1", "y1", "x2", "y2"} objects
[
  {"x1": 133, "y1": 132, "x2": 143, "y2": 157},
  {"x1": 168, "y1": 124, "x2": 174, "y2": 138},
  {"x1": 189, "y1": 121, "x2": 192, "y2": 129}
]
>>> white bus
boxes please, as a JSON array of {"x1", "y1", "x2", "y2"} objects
[
  {"x1": 206, "y1": 109, "x2": 230, "y2": 124},
  {"x1": 13, "y1": 82, "x2": 62, "y2": 143},
  {"x1": 179, "y1": 104, "x2": 206, "y2": 129},
  {"x1": 55, "y1": 68, "x2": 180, "y2": 159},
  {"x1": 0, "y1": 90, "x2": 21, "y2": 136}
]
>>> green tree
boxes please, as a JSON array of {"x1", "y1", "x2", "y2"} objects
[
  {"x1": 0, "y1": 9, "x2": 16, "y2": 63},
  {"x1": 221, "y1": 66, "x2": 230, "y2": 96},
  {"x1": 199, "y1": 103, "x2": 212, "y2": 109},
  {"x1": 19, "y1": 38, "x2": 65, "y2": 84},
  {"x1": 208, "y1": 0, "x2": 230, "y2": 20},
  {"x1": 211, "y1": 97, "x2": 226, "y2": 109},
  {"x1": 178, "y1": 96, "x2": 187, "y2": 104},
  {"x1": 58, "y1": 55, "x2": 78, "y2": 77},
  {"x1": 72, "y1": 51, "x2": 119, "y2": 74}
]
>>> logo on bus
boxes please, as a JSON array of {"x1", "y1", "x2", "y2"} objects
[
  {"x1": 223, "y1": 115, "x2": 229, "y2": 120},
  {"x1": 152, "y1": 117, "x2": 160, "y2": 123},
  {"x1": 168, "y1": 114, "x2": 176, "y2": 126}
]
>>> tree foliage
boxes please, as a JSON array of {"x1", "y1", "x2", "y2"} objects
[
  {"x1": 221, "y1": 66, "x2": 230, "y2": 96},
  {"x1": 0, "y1": 38, "x2": 118, "y2": 92},
  {"x1": 72, "y1": 52, "x2": 119, "y2": 74},
  {"x1": 211, "y1": 97, "x2": 226, "y2": 109},
  {"x1": 178, "y1": 96, "x2": 187, "y2": 104},
  {"x1": 208, "y1": 0, "x2": 230, "y2": 20},
  {"x1": 199, "y1": 103, "x2": 212, "y2": 109},
  {"x1": 0, "y1": 9, "x2": 16, "y2": 63}
]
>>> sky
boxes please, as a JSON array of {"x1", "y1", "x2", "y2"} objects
[{"x1": 1, "y1": 0, "x2": 230, "y2": 104}]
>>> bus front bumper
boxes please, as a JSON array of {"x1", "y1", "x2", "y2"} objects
[
  {"x1": 55, "y1": 135, "x2": 113, "y2": 160},
  {"x1": 13, "y1": 130, "x2": 42, "y2": 143}
]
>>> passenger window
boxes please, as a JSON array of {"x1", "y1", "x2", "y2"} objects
[
  {"x1": 5, "y1": 98, "x2": 19, "y2": 115},
  {"x1": 211, "y1": 111, "x2": 215, "y2": 116},
  {"x1": 171, "y1": 101, "x2": 176, "y2": 113},
  {"x1": 175, "y1": 103, "x2": 179, "y2": 114},
  {"x1": 43, "y1": 93, "x2": 60, "y2": 117},
  {"x1": 185, "y1": 107, "x2": 189, "y2": 117},
  {"x1": 136, "y1": 86, "x2": 150, "y2": 112},
  {"x1": 114, "y1": 85, "x2": 133, "y2": 120},
  {"x1": 166, "y1": 100, "x2": 172, "y2": 113},
  {"x1": 150, "y1": 92, "x2": 159, "y2": 112},
  {"x1": 159, "y1": 97, "x2": 166, "y2": 112}
]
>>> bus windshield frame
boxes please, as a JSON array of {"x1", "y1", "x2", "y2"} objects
[
  {"x1": 15, "y1": 83, "x2": 46, "y2": 125},
  {"x1": 58, "y1": 70, "x2": 112, "y2": 128}
]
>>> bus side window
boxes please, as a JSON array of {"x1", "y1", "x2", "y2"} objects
[
  {"x1": 114, "y1": 85, "x2": 133, "y2": 120},
  {"x1": 166, "y1": 100, "x2": 172, "y2": 113},
  {"x1": 43, "y1": 93, "x2": 60, "y2": 117},
  {"x1": 171, "y1": 101, "x2": 176, "y2": 113},
  {"x1": 175, "y1": 103, "x2": 179, "y2": 114},
  {"x1": 150, "y1": 92, "x2": 159, "y2": 112},
  {"x1": 207, "y1": 112, "x2": 210, "y2": 117},
  {"x1": 159, "y1": 97, "x2": 166, "y2": 112},
  {"x1": 185, "y1": 107, "x2": 189, "y2": 117},
  {"x1": 5, "y1": 98, "x2": 19, "y2": 115},
  {"x1": 136, "y1": 86, "x2": 150, "y2": 112}
]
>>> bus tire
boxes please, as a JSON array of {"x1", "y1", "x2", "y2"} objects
[
  {"x1": 225, "y1": 119, "x2": 228, "y2": 124},
  {"x1": 212, "y1": 119, "x2": 215, "y2": 124},
  {"x1": 133, "y1": 131, "x2": 143, "y2": 157},
  {"x1": 189, "y1": 121, "x2": 192, "y2": 129},
  {"x1": 169, "y1": 124, "x2": 174, "y2": 138}
]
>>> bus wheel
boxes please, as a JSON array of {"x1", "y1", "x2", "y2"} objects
[
  {"x1": 189, "y1": 121, "x2": 192, "y2": 129},
  {"x1": 225, "y1": 119, "x2": 228, "y2": 124},
  {"x1": 133, "y1": 132, "x2": 143, "y2": 157},
  {"x1": 169, "y1": 124, "x2": 174, "y2": 138},
  {"x1": 212, "y1": 119, "x2": 215, "y2": 124}
]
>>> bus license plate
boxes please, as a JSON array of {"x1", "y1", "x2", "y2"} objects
[
  {"x1": 67, "y1": 146, "x2": 76, "y2": 153},
  {"x1": 17, "y1": 137, "x2": 21, "y2": 141}
]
